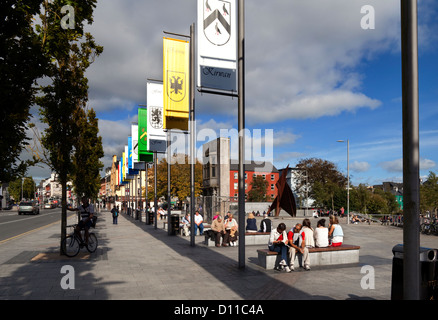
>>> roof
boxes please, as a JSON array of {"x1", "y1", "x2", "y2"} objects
[{"x1": 229, "y1": 161, "x2": 278, "y2": 173}]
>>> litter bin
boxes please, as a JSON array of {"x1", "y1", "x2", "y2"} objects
[
  {"x1": 146, "y1": 210, "x2": 154, "y2": 225},
  {"x1": 391, "y1": 244, "x2": 438, "y2": 300},
  {"x1": 170, "y1": 214, "x2": 180, "y2": 236}
]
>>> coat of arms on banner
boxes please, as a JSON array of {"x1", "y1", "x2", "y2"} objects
[
  {"x1": 203, "y1": 0, "x2": 231, "y2": 46},
  {"x1": 149, "y1": 107, "x2": 163, "y2": 129},
  {"x1": 139, "y1": 128, "x2": 147, "y2": 146},
  {"x1": 166, "y1": 70, "x2": 186, "y2": 102}
]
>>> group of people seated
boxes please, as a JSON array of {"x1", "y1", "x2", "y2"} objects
[
  {"x1": 210, "y1": 212, "x2": 239, "y2": 247},
  {"x1": 179, "y1": 210, "x2": 204, "y2": 236},
  {"x1": 268, "y1": 216, "x2": 344, "y2": 272}
]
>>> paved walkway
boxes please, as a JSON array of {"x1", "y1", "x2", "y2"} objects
[{"x1": 0, "y1": 210, "x2": 437, "y2": 301}]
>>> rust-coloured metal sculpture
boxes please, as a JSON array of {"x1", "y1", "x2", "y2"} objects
[{"x1": 267, "y1": 165, "x2": 297, "y2": 217}]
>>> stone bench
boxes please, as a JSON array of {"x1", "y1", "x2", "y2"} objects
[
  {"x1": 257, "y1": 244, "x2": 360, "y2": 269},
  {"x1": 204, "y1": 232, "x2": 270, "y2": 247}
]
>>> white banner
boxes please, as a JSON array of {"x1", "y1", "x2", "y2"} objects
[
  {"x1": 146, "y1": 82, "x2": 167, "y2": 153},
  {"x1": 131, "y1": 124, "x2": 139, "y2": 163},
  {"x1": 197, "y1": 0, "x2": 237, "y2": 92}
]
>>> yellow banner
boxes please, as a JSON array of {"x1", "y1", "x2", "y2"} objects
[
  {"x1": 122, "y1": 152, "x2": 126, "y2": 181},
  {"x1": 163, "y1": 37, "x2": 190, "y2": 131}
]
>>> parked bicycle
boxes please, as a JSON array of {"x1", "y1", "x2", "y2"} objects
[
  {"x1": 61, "y1": 222, "x2": 98, "y2": 257},
  {"x1": 420, "y1": 217, "x2": 438, "y2": 236}
]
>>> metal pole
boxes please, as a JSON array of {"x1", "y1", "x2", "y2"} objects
[
  {"x1": 135, "y1": 171, "x2": 137, "y2": 218},
  {"x1": 401, "y1": 0, "x2": 420, "y2": 300},
  {"x1": 237, "y1": 0, "x2": 245, "y2": 269},
  {"x1": 167, "y1": 130, "x2": 171, "y2": 235},
  {"x1": 347, "y1": 139, "x2": 350, "y2": 225},
  {"x1": 190, "y1": 23, "x2": 196, "y2": 247},
  {"x1": 145, "y1": 164, "x2": 148, "y2": 224},
  {"x1": 154, "y1": 152, "x2": 158, "y2": 230},
  {"x1": 139, "y1": 168, "x2": 142, "y2": 221}
]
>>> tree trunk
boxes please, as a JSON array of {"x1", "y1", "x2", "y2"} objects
[{"x1": 60, "y1": 178, "x2": 67, "y2": 255}]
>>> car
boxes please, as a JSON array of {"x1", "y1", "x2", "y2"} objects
[
  {"x1": 44, "y1": 202, "x2": 53, "y2": 209},
  {"x1": 18, "y1": 201, "x2": 40, "y2": 215}
]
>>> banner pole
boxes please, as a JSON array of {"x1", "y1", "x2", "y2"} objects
[
  {"x1": 154, "y1": 152, "x2": 158, "y2": 230},
  {"x1": 237, "y1": 0, "x2": 245, "y2": 269},
  {"x1": 190, "y1": 23, "x2": 196, "y2": 247}
]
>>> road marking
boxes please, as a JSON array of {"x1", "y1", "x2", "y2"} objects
[
  {"x1": 0, "y1": 213, "x2": 76, "y2": 245},
  {"x1": 0, "y1": 211, "x2": 61, "y2": 226}
]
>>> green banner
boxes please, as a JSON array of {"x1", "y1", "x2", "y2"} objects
[{"x1": 138, "y1": 108, "x2": 154, "y2": 162}]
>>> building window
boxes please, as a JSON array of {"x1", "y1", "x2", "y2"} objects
[
  {"x1": 234, "y1": 183, "x2": 238, "y2": 190},
  {"x1": 271, "y1": 194, "x2": 275, "y2": 199},
  {"x1": 234, "y1": 172, "x2": 237, "y2": 179},
  {"x1": 271, "y1": 184, "x2": 275, "y2": 190},
  {"x1": 271, "y1": 174, "x2": 275, "y2": 181}
]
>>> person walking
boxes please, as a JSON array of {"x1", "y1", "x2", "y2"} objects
[{"x1": 111, "y1": 205, "x2": 119, "y2": 225}]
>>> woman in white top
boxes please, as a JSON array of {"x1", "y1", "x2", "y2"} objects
[
  {"x1": 314, "y1": 219, "x2": 329, "y2": 248},
  {"x1": 301, "y1": 218, "x2": 315, "y2": 248}
]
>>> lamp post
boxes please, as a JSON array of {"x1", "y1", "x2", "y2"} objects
[{"x1": 337, "y1": 139, "x2": 349, "y2": 224}]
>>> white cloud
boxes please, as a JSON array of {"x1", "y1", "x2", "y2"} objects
[
  {"x1": 350, "y1": 161, "x2": 371, "y2": 173},
  {"x1": 420, "y1": 158, "x2": 436, "y2": 171},
  {"x1": 379, "y1": 158, "x2": 436, "y2": 173},
  {"x1": 247, "y1": 90, "x2": 381, "y2": 123}
]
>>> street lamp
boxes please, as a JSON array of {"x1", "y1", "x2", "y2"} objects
[{"x1": 337, "y1": 139, "x2": 349, "y2": 225}]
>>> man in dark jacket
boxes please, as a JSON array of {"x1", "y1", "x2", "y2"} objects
[{"x1": 259, "y1": 213, "x2": 272, "y2": 232}]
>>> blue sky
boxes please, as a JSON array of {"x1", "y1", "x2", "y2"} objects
[{"x1": 27, "y1": 0, "x2": 438, "y2": 187}]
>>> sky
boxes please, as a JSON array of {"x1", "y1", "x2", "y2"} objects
[{"x1": 26, "y1": 0, "x2": 438, "y2": 187}]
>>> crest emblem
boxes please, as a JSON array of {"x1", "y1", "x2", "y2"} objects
[
  {"x1": 149, "y1": 106, "x2": 163, "y2": 129},
  {"x1": 166, "y1": 71, "x2": 186, "y2": 102},
  {"x1": 139, "y1": 128, "x2": 147, "y2": 146},
  {"x1": 203, "y1": 0, "x2": 231, "y2": 46}
]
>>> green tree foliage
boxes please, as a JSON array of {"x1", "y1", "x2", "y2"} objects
[
  {"x1": 8, "y1": 177, "x2": 36, "y2": 202},
  {"x1": 421, "y1": 171, "x2": 438, "y2": 214},
  {"x1": 248, "y1": 175, "x2": 268, "y2": 202},
  {"x1": 70, "y1": 108, "x2": 104, "y2": 200},
  {"x1": 367, "y1": 192, "x2": 387, "y2": 214},
  {"x1": 34, "y1": 0, "x2": 102, "y2": 252},
  {"x1": 0, "y1": 0, "x2": 47, "y2": 182},
  {"x1": 146, "y1": 154, "x2": 203, "y2": 202},
  {"x1": 295, "y1": 158, "x2": 347, "y2": 208}
]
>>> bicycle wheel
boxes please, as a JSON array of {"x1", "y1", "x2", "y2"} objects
[
  {"x1": 62, "y1": 235, "x2": 80, "y2": 257},
  {"x1": 86, "y1": 233, "x2": 98, "y2": 253}
]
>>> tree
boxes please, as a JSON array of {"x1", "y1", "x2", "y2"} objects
[
  {"x1": 8, "y1": 177, "x2": 36, "y2": 202},
  {"x1": 0, "y1": 0, "x2": 47, "y2": 182},
  {"x1": 248, "y1": 175, "x2": 268, "y2": 202},
  {"x1": 350, "y1": 184, "x2": 371, "y2": 213},
  {"x1": 373, "y1": 188, "x2": 398, "y2": 215},
  {"x1": 420, "y1": 171, "x2": 438, "y2": 214},
  {"x1": 70, "y1": 108, "x2": 104, "y2": 200},
  {"x1": 367, "y1": 193, "x2": 387, "y2": 214},
  {"x1": 295, "y1": 158, "x2": 347, "y2": 208},
  {"x1": 35, "y1": 0, "x2": 103, "y2": 253},
  {"x1": 146, "y1": 154, "x2": 203, "y2": 202}
]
